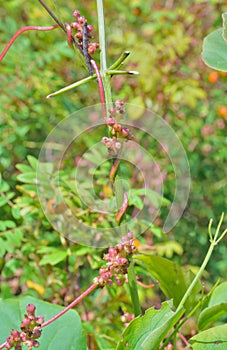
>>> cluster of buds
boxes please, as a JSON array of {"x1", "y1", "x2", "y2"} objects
[
  {"x1": 107, "y1": 101, "x2": 134, "y2": 141},
  {"x1": 71, "y1": 10, "x2": 99, "y2": 55},
  {"x1": 93, "y1": 232, "x2": 137, "y2": 287},
  {"x1": 107, "y1": 119, "x2": 134, "y2": 140},
  {"x1": 101, "y1": 136, "x2": 121, "y2": 155},
  {"x1": 5, "y1": 304, "x2": 43, "y2": 349},
  {"x1": 109, "y1": 100, "x2": 125, "y2": 116}
]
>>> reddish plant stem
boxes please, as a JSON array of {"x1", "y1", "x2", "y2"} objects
[
  {"x1": 90, "y1": 59, "x2": 106, "y2": 119},
  {"x1": 116, "y1": 192, "x2": 129, "y2": 225},
  {"x1": 0, "y1": 341, "x2": 7, "y2": 350},
  {"x1": 110, "y1": 156, "x2": 121, "y2": 183},
  {"x1": 0, "y1": 25, "x2": 59, "y2": 62},
  {"x1": 65, "y1": 23, "x2": 73, "y2": 47},
  {"x1": 41, "y1": 283, "x2": 98, "y2": 328},
  {"x1": 178, "y1": 332, "x2": 190, "y2": 346},
  {"x1": 136, "y1": 281, "x2": 159, "y2": 289}
]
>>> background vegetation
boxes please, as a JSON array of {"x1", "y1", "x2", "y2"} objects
[{"x1": 0, "y1": 0, "x2": 226, "y2": 348}]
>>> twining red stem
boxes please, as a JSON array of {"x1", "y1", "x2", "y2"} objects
[
  {"x1": 41, "y1": 283, "x2": 97, "y2": 328},
  {"x1": 90, "y1": 59, "x2": 106, "y2": 119},
  {"x1": 65, "y1": 23, "x2": 73, "y2": 47},
  {"x1": 178, "y1": 332, "x2": 190, "y2": 346},
  {"x1": 0, "y1": 24, "x2": 59, "y2": 62},
  {"x1": 110, "y1": 156, "x2": 121, "y2": 183},
  {"x1": 0, "y1": 341, "x2": 7, "y2": 350},
  {"x1": 116, "y1": 192, "x2": 129, "y2": 225},
  {"x1": 136, "y1": 281, "x2": 159, "y2": 288}
]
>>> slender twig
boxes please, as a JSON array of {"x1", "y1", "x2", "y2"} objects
[
  {"x1": 90, "y1": 59, "x2": 106, "y2": 118},
  {"x1": 96, "y1": 0, "x2": 112, "y2": 111},
  {"x1": 116, "y1": 192, "x2": 129, "y2": 225},
  {"x1": 46, "y1": 75, "x2": 96, "y2": 98},
  {"x1": 0, "y1": 25, "x2": 59, "y2": 62},
  {"x1": 176, "y1": 214, "x2": 226, "y2": 313},
  {"x1": 108, "y1": 51, "x2": 130, "y2": 70},
  {"x1": 41, "y1": 283, "x2": 97, "y2": 328},
  {"x1": 107, "y1": 69, "x2": 139, "y2": 76},
  {"x1": 0, "y1": 341, "x2": 7, "y2": 350}
]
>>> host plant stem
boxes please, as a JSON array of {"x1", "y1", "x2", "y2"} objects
[{"x1": 96, "y1": 0, "x2": 141, "y2": 316}]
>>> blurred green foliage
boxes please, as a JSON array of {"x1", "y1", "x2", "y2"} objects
[{"x1": 0, "y1": 0, "x2": 227, "y2": 348}]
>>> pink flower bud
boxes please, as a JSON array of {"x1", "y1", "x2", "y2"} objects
[
  {"x1": 26, "y1": 304, "x2": 36, "y2": 315},
  {"x1": 73, "y1": 10, "x2": 80, "y2": 18},
  {"x1": 35, "y1": 316, "x2": 44, "y2": 325},
  {"x1": 78, "y1": 16, "x2": 85, "y2": 24},
  {"x1": 87, "y1": 24, "x2": 93, "y2": 32}
]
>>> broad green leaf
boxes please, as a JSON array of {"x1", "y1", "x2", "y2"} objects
[
  {"x1": 117, "y1": 300, "x2": 184, "y2": 350},
  {"x1": 190, "y1": 324, "x2": 227, "y2": 349},
  {"x1": 202, "y1": 28, "x2": 227, "y2": 71},
  {"x1": 39, "y1": 250, "x2": 68, "y2": 266},
  {"x1": 198, "y1": 303, "x2": 227, "y2": 330},
  {"x1": 222, "y1": 13, "x2": 227, "y2": 42},
  {"x1": 209, "y1": 282, "x2": 227, "y2": 306},
  {"x1": 0, "y1": 296, "x2": 87, "y2": 350},
  {"x1": 198, "y1": 282, "x2": 227, "y2": 330},
  {"x1": 135, "y1": 255, "x2": 202, "y2": 310}
]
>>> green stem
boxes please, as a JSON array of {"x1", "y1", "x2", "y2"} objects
[
  {"x1": 96, "y1": 0, "x2": 141, "y2": 316},
  {"x1": 128, "y1": 260, "x2": 142, "y2": 317},
  {"x1": 107, "y1": 69, "x2": 139, "y2": 76},
  {"x1": 108, "y1": 51, "x2": 130, "y2": 70},
  {"x1": 176, "y1": 214, "x2": 226, "y2": 313},
  {"x1": 46, "y1": 75, "x2": 96, "y2": 98},
  {"x1": 176, "y1": 243, "x2": 214, "y2": 313},
  {"x1": 96, "y1": 0, "x2": 112, "y2": 111}
]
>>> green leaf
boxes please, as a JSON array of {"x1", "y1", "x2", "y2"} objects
[
  {"x1": 16, "y1": 164, "x2": 33, "y2": 173},
  {"x1": 27, "y1": 155, "x2": 38, "y2": 170},
  {"x1": 0, "y1": 296, "x2": 87, "y2": 350},
  {"x1": 135, "y1": 255, "x2": 202, "y2": 310},
  {"x1": 0, "y1": 197, "x2": 8, "y2": 207},
  {"x1": 39, "y1": 250, "x2": 68, "y2": 266},
  {"x1": 209, "y1": 282, "x2": 227, "y2": 306},
  {"x1": 198, "y1": 303, "x2": 227, "y2": 330},
  {"x1": 190, "y1": 324, "x2": 227, "y2": 349},
  {"x1": 198, "y1": 282, "x2": 227, "y2": 330},
  {"x1": 117, "y1": 300, "x2": 184, "y2": 350},
  {"x1": 202, "y1": 28, "x2": 227, "y2": 71},
  {"x1": 17, "y1": 172, "x2": 37, "y2": 184},
  {"x1": 11, "y1": 207, "x2": 21, "y2": 219}
]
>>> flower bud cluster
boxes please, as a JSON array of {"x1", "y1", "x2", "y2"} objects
[
  {"x1": 107, "y1": 101, "x2": 134, "y2": 140},
  {"x1": 101, "y1": 136, "x2": 121, "y2": 154},
  {"x1": 71, "y1": 10, "x2": 99, "y2": 55},
  {"x1": 93, "y1": 232, "x2": 137, "y2": 287},
  {"x1": 5, "y1": 304, "x2": 43, "y2": 349}
]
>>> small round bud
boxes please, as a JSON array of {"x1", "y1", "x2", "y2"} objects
[
  {"x1": 73, "y1": 10, "x2": 80, "y2": 18},
  {"x1": 20, "y1": 332, "x2": 27, "y2": 342},
  {"x1": 78, "y1": 16, "x2": 85, "y2": 24},
  {"x1": 115, "y1": 142, "x2": 121, "y2": 150},
  {"x1": 26, "y1": 304, "x2": 36, "y2": 315},
  {"x1": 33, "y1": 327, "x2": 42, "y2": 339},
  {"x1": 35, "y1": 316, "x2": 44, "y2": 325},
  {"x1": 20, "y1": 317, "x2": 31, "y2": 330},
  {"x1": 107, "y1": 118, "x2": 116, "y2": 126},
  {"x1": 71, "y1": 22, "x2": 80, "y2": 30},
  {"x1": 32, "y1": 340, "x2": 40, "y2": 348},
  {"x1": 87, "y1": 24, "x2": 93, "y2": 32}
]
